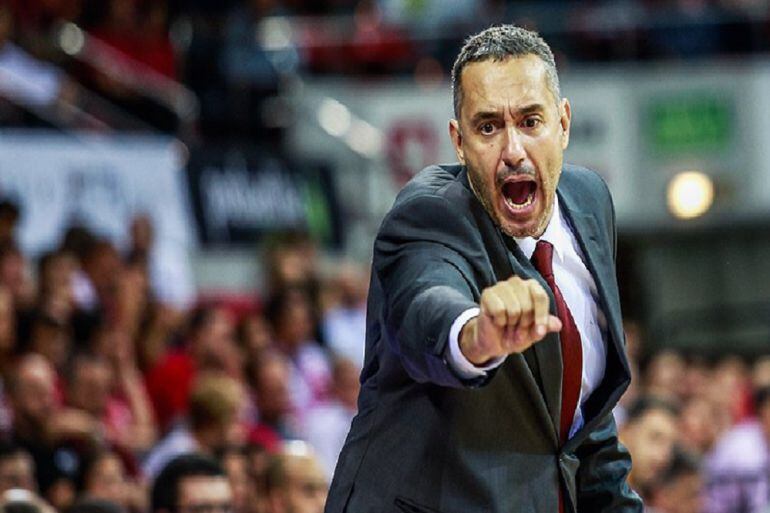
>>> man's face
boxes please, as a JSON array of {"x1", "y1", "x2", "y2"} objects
[
  {"x1": 0, "y1": 453, "x2": 36, "y2": 493},
  {"x1": 86, "y1": 454, "x2": 128, "y2": 505},
  {"x1": 255, "y1": 359, "x2": 292, "y2": 423},
  {"x1": 177, "y1": 476, "x2": 233, "y2": 513},
  {"x1": 622, "y1": 409, "x2": 678, "y2": 489},
  {"x1": 12, "y1": 361, "x2": 56, "y2": 427},
  {"x1": 450, "y1": 55, "x2": 571, "y2": 238},
  {"x1": 69, "y1": 360, "x2": 112, "y2": 415}
]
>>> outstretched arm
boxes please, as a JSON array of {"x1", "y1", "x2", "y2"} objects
[{"x1": 375, "y1": 194, "x2": 558, "y2": 388}]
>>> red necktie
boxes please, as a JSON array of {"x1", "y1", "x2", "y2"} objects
[
  {"x1": 531, "y1": 240, "x2": 583, "y2": 513},
  {"x1": 531, "y1": 240, "x2": 583, "y2": 443}
]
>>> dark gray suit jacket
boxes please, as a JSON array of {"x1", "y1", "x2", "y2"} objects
[{"x1": 325, "y1": 164, "x2": 642, "y2": 513}]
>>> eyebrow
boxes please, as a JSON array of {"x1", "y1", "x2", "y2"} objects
[{"x1": 468, "y1": 103, "x2": 546, "y2": 126}]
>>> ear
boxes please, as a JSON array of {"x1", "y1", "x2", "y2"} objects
[
  {"x1": 449, "y1": 119, "x2": 465, "y2": 165},
  {"x1": 559, "y1": 98, "x2": 572, "y2": 150}
]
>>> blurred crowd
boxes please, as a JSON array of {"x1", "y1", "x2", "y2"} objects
[
  {"x1": 616, "y1": 323, "x2": 770, "y2": 513},
  {"x1": 1, "y1": 195, "x2": 770, "y2": 513},
  {"x1": 3, "y1": 0, "x2": 770, "y2": 140},
  {"x1": 0, "y1": 197, "x2": 369, "y2": 513}
]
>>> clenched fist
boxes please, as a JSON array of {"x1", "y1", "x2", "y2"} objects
[{"x1": 460, "y1": 276, "x2": 562, "y2": 365}]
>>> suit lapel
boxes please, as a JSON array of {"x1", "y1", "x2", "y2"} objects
[{"x1": 557, "y1": 185, "x2": 631, "y2": 438}]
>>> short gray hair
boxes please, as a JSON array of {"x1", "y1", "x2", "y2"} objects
[{"x1": 451, "y1": 25, "x2": 561, "y2": 119}]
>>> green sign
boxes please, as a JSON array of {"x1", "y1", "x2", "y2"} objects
[{"x1": 648, "y1": 94, "x2": 732, "y2": 154}]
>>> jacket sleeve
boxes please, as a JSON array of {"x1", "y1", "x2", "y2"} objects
[
  {"x1": 373, "y1": 193, "x2": 495, "y2": 389},
  {"x1": 574, "y1": 413, "x2": 644, "y2": 512}
]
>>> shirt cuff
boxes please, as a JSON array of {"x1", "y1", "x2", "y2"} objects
[{"x1": 445, "y1": 307, "x2": 505, "y2": 379}]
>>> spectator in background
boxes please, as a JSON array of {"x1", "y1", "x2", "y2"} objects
[
  {"x1": 74, "y1": 239, "x2": 122, "y2": 315},
  {"x1": 248, "y1": 351, "x2": 296, "y2": 443},
  {"x1": 236, "y1": 313, "x2": 273, "y2": 371},
  {"x1": 145, "y1": 304, "x2": 242, "y2": 432},
  {"x1": 150, "y1": 454, "x2": 233, "y2": 513},
  {"x1": 619, "y1": 396, "x2": 679, "y2": 501},
  {"x1": 266, "y1": 288, "x2": 330, "y2": 417},
  {"x1": 681, "y1": 356, "x2": 710, "y2": 402},
  {"x1": 708, "y1": 356, "x2": 753, "y2": 428},
  {"x1": 646, "y1": 450, "x2": 704, "y2": 513},
  {"x1": 143, "y1": 373, "x2": 245, "y2": 480},
  {"x1": 753, "y1": 356, "x2": 770, "y2": 387},
  {"x1": 263, "y1": 234, "x2": 320, "y2": 303},
  {"x1": 35, "y1": 249, "x2": 77, "y2": 324},
  {"x1": 26, "y1": 310, "x2": 71, "y2": 372},
  {"x1": 264, "y1": 443, "x2": 326, "y2": 513},
  {"x1": 242, "y1": 440, "x2": 275, "y2": 513},
  {"x1": 219, "y1": 448, "x2": 251, "y2": 513},
  {"x1": 320, "y1": 263, "x2": 367, "y2": 368},
  {"x1": 113, "y1": 253, "x2": 150, "y2": 343},
  {"x1": 76, "y1": 450, "x2": 144, "y2": 513},
  {"x1": 7, "y1": 354, "x2": 101, "y2": 511},
  {"x1": 704, "y1": 385, "x2": 770, "y2": 513},
  {"x1": 678, "y1": 395, "x2": 720, "y2": 457},
  {"x1": 132, "y1": 302, "x2": 183, "y2": 375},
  {"x1": 643, "y1": 349, "x2": 687, "y2": 403},
  {"x1": 299, "y1": 357, "x2": 359, "y2": 479},
  {"x1": 0, "y1": 442, "x2": 36, "y2": 493},
  {"x1": 66, "y1": 352, "x2": 157, "y2": 454}
]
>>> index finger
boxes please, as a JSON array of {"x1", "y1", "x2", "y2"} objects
[{"x1": 529, "y1": 280, "x2": 551, "y2": 338}]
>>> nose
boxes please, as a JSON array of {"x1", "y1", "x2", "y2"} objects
[{"x1": 501, "y1": 126, "x2": 526, "y2": 169}]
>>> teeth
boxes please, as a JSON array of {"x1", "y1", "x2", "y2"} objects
[{"x1": 505, "y1": 192, "x2": 534, "y2": 210}]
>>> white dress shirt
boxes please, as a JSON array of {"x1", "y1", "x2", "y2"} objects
[{"x1": 446, "y1": 197, "x2": 607, "y2": 438}]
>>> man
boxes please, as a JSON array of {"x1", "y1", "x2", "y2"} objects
[
  {"x1": 326, "y1": 25, "x2": 641, "y2": 513},
  {"x1": 143, "y1": 373, "x2": 245, "y2": 479},
  {"x1": 619, "y1": 397, "x2": 679, "y2": 500},
  {"x1": 8, "y1": 353, "x2": 100, "y2": 507},
  {"x1": 0, "y1": 442, "x2": 36, "y2": 493},
  {"x1": 248, "y1": 350, "x2": 297, "y2": 442},
  {"x1": 266, "y1": 442, "x2": 328, "y2": 513},
  {"x1": 151, "y1": 453, "x2": 233, "y2": 513},
  {"x1": 646, "y1": 450, "x2": 703, "y2": 513},
  {"x1": 145, "y1": 305, "x2": 241, "y2": 432}
]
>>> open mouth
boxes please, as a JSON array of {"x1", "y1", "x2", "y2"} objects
[{"x1": 501, "y1": 179, "x2": 537, "y2": 210}]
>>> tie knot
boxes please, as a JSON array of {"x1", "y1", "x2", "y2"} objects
[{"x1": 531, "y1": 239, "x2": 555, "y2": 279}]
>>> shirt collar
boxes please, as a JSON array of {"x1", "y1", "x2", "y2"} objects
[{"x1": 514, "y1": 196, "x2": 570, "y2": 263}]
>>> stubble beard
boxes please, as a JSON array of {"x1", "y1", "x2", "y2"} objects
[{"x1": 467, "y1": 165, "x2": 552, "y2": 239}]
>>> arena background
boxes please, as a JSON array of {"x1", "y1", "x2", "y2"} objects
[{"x1": 1, "y1": 1, "x2": 770, "y2": 513}]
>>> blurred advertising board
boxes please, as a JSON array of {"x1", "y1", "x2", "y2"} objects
[
  {"x1": 296, "y1": 60, "x2": 770, "y2": 228},
  {"x1": 0, "y1": 132, "x2": 194, "y2": 255},
  {"x1": 0, "y1": 131, "x2": 196, "y2": 307},
  {"x1": 185, "y1": 147, "x2": 342, "y2": 248}
]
